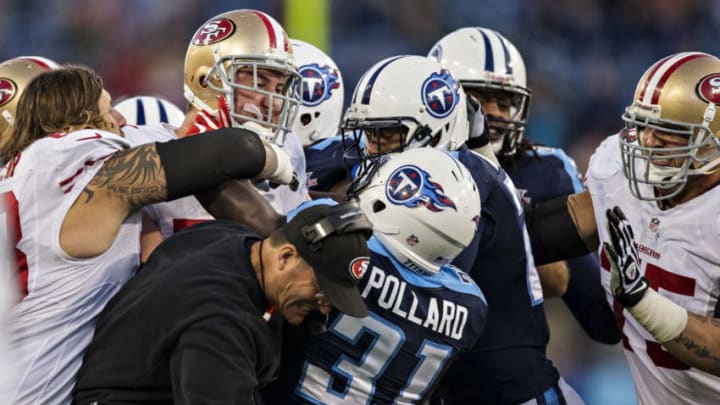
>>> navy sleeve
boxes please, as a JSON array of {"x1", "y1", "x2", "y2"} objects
[{"x1": 561, "y1": 254, "x2": 621, "y2": 344}]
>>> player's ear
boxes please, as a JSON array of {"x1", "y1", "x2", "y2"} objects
[{"x1": 277, "y1": 243, "x2": 299, "y2": 271}]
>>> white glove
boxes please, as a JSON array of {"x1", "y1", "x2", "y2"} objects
[
  {"x1": 470, "y1": 104, "x2": 486, "y2": 140},
  {"x1": 264, "y1": 142, "x2": 297, "y2": 187},
  {"x1": 239, "y1": 121, "x2": 281, "y2": 145}
]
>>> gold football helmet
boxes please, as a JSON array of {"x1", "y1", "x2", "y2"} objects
[
  {"x1": 184, "y1": 9, "x2": 301, "y2": 143},
  {"x1": 0, "y1": 56, "x2": 58, "y2": 135},
  {"x1": 621, "y1": 52, "x2": 720, "y2": 201}
]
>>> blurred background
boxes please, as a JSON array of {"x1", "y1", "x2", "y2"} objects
[{"x1": 4, "y1": 0, "x2": 719, "y2": 403}]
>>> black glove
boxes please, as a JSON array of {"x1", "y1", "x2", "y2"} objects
[{"x1": 603, "y1": 206, "x2": 649, "y2": 307}]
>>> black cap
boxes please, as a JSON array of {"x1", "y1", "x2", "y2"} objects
[{"x1": 284, "y1": 201, "x2": 373, "y2": 317}]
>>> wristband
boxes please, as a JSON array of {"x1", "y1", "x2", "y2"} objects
[{"x1": 628, "y1": 288, "x2": 688, "y2": 343}]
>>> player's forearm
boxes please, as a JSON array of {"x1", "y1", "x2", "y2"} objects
[
  {"x1": 664, "y1": 313, "x2": 720, "y2": 376},
  {"x1": 526, "y1": 191, "x2": 596, "y2": 265},
  {"x1": 196, "y1": 179, "x2": 284, "y2": 237},
  {"x1": 562, "y1": 255, "x2": 621, "y2": 344},
  {"x1": 537, "y1": 261, "x2": 569, "y2": 297},
  {"x1": 625, "y1": 288, "x2": 720, "y2": 375}
]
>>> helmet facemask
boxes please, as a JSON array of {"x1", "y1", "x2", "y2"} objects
[
  {"x1": 345, "y1": 117, "x2": 440, "y2": 156},
  {"x1": 206, "y1": 50, "x2": 302, "y2": 144},
  {"x1": 342, "y1": 117, "x2": 444, "y2": 194},
  {"x1": 620, "y1": 102, "x2": 720, "y2": 201}
]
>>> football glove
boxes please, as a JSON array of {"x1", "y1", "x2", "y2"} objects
[{"x1": 604, "y1": 206, "x2": 649, "y2": 307}]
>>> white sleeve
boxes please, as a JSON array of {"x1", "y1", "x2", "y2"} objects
[{"x1": 50, "y1": 129, "x2": 132, "y2": 193}]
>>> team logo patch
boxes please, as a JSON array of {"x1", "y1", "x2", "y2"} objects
[
  {"x1": 192, "y1": 18, "x2": 236, "y2": 46},
  {"x1": 0, "y1": 79, "x2": 17, "y2": 107},
  {"x1": 422, "y1": 70, "x2": 460, "y2": 118},
  {"x1": 649, "y1": 217, "x2": 660, "y2": 233},
  {"x1": 697, "y1": 73, "x2": 720, "y2": 104},
  {"x1": 300, "y1": 63, "x2": 341, "y2": 107},
  {"x1": 349, "y1": 257, "x2": 370, "y2": 280},
  {"x1": 385, "y1": 165, "x2": 457, "y2": 212}
]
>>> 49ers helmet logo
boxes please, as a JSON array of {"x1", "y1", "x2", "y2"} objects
[
  {"x1": 697, "y1": 73, "x2": 720, "y2": 104},
  {"x1": 192, "y1": 18, "x2": 236, "y2": 46},
  {"x1": 0, "y1": 79, "x2": 17, "y2": 107}
]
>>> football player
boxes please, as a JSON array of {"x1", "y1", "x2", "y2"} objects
[
  {"x1": 0, "y1": 65, "x2": 294, "y2": 404},
  {"x1": 182, "y1": 9, "x2": 310, "y2": 215},
  {"x1": 261, "y1": 147, "x2": 489, "y2": 404},
  {"x1": 340, "y1": 54, "x2": 585, "y2": 404},
  {"x1": 534, "y1": 51, "x2": 720, "y2": 403},
  {"x1": 115, "y1": 10, "x2": 310, "y2": 255},
  {"x1": 429, "y1": 26, "x2": 620, "y2": 398}
]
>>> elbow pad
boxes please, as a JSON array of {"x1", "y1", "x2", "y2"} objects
[
  {"x1": 156, "y1": 127, "x2": 266, "y2": 200},
  {"x1": 526, "y1": 195, "x2": 590, "y2": 265}
]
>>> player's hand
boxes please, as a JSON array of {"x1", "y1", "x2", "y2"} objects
[
  {"x1": 604, "y1": 206, "x2": 649, "y2": 307},
  {"x1": 264, "y1": 142, "x2": 297, "y2": 187},
  {"x1": 469, "y1": 102, "x2": 486, "y2": 141},
  {"x1": 185, "y1": 96, "x2": 233, "y2": 136}
]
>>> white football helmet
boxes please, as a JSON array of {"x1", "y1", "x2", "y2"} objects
[
  {"x1": 290, "y1": 39, "x2": 344, "y2": 147},
  {"x1": 355, "y1": 148, "x2": 480, "y2": 274},
  {"x1": 344, "y1": 55, "x2": 468, "y2": 155},
  {"x1": 429, "y1": 27, "x2": 531, "y2": 156},
  {"x1": 621, "y1": 52, "x2": 720, "y2": 201},
  {"x1": 114, "y1": 96, "x2": 185, "y2": 127},
  {"x1": 0, "y1": 56, "x2": 59, "y2": 135},
  {"x1": 184, "y1": 9, "x2": 302, "y2": 144}
]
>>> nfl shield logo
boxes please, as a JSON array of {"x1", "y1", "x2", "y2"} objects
[{"x1": 649, "y1": 217, "x2": 660, "y2": 233}]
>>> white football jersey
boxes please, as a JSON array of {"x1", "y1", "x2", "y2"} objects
[
  {"x1": 123, "y1": 124, "x2": 213, "y2": 237},
  {"x1": 586, "y1": 134, "x2": 720, "y2": 405},
  {"x1": 0, "y1": 129, "x2": 141, "y2": 404}
]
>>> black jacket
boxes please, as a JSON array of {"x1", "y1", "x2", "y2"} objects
[{"x1": 73, "y1": 221, "x2": 282, "y2": 404}]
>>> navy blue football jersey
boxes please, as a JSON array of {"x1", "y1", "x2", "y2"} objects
[
  {"x1": 502, "y1": 145, "x2": 620, "y2": 345},
  {"x1": 501, "y1": 145, "x2": 583, "y2": 204},
  {"x1": 440, "y1": 146, "x2": 559, "y2": 404},
  {"x1": 304, "y1": 135, "x2": 350, "y2": 192},
  {"x1": 261, "y1": 237, "x2": 488, "y2": 404}
]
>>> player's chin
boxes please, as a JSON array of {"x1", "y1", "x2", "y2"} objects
[
  {"x1": 281, "y1": 302, "x2": 313, "y2": 325},
  {"x1": 283, "y1": 309, "x2": 310, "y2": 325}
]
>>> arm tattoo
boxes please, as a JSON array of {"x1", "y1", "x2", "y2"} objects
[
  {"x1": 672, "y1": 313, "x2": 720, "y2": 373},
  {"x1": 81, "y1": 143, "x2": 167, "y2": 209}
]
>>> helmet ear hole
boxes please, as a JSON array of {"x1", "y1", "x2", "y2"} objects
[
  {"x1": 372, "y1": 200, "x2": 386, "y2": 213},
  {"x1": 300, "y1": 113, "x2": 312, "y2": 125},
  {"x1": 198, "y1": 75, "x2": 208, "y2": 88},
  {"x1": 314, "y1": 111, "x2": 320, "y2": 118},
  {"x1": 450, "y1": 169, "x2": 459, "y2": 182}
]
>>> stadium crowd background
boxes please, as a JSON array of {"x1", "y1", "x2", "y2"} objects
[{"x1": 2, "y1": 0, "x2": 719, "y2": 403}]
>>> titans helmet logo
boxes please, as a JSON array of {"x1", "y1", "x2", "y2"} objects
[
  {"x1": 299, "y1": 63, "x2": 341, "y2": 107},
  {"x1": 0, "y1": 79, "x2": 17, "y2": 107},
  {"x1": 192, "y1": 18, "x2": 236, "y2": 46},
  {"x1": 422, "y1": 70, "x2": 459, "y2": 119},
  {"x1": 385, "y1": 165, "x2": 457, "y2": 212}
]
